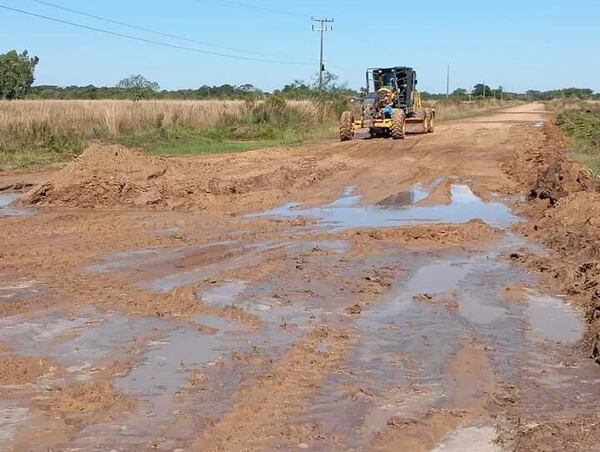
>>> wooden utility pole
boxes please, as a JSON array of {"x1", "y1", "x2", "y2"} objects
[
  {"x1": 311, "y1": 17, "x2": 334, "y2": 91},
  {"x1": 446, "y1": 64, "x2": 450, "y2": 98}
]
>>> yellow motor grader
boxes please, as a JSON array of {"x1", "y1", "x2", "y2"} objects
[{"x1": 340, "y1": 67, "x2": 435, "y2": 141}]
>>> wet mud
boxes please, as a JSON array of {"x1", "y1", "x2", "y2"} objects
[{"x1": 0, "y1": 103, "x2": 598, "y2": 450}]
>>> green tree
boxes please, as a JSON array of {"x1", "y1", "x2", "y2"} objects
[
  {"x1": 0, "y1": 50, "x2": 39, "y2": 100},
  {"x1": 472, "y1": 83, "x2": 492, "y2": 97},
  {"x1": 450, "y1": 88, "x2": 468, "y2": 99},
  {"x1": 117, "y1": 74, "x2": 160, "y2": 100},
  {"x1": 313, "y1": 71, "x2": 346, "y2": 92}
]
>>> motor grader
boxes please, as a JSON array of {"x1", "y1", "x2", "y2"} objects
[{"x1": 340, "y1": 67, "x2": 435, "y2": 141}]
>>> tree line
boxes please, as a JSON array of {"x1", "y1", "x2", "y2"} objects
[{"x1": 1, "y1": 49, "x2": 598, "y2": 101}]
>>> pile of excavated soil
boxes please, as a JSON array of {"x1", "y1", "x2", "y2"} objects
[
  {"x1": 506, "y1": 122, "x2": 600, "y2": 361},
  {"x1": 505, "y1": 123, "x2": 595, "y2": 205},
  {"x1": 20, "y1": 143, "x2": 348, "y2": 211}
]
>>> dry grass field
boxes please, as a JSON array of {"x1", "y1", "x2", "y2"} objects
[{"x1": 0, "y1": 98, "x2": 513, "y2": 169}]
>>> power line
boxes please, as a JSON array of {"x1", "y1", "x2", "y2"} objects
[
  {"x1": 311, "y1": 17, "x2": 334, "y2": 91},
  {"x1": 0, "y1": 4, "x2": 315, "y2": 65},
  {"x1": 30, "y1": 0, "x2": 295, "y2": 59},
  {"x1": 190, "y1": 0, "x2": 309, "y2": 19}
]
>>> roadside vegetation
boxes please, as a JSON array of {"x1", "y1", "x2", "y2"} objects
[
  {"x1": 552, "y1": 100, "x2": 600, "y2": 175},
  {"x1": 1, "y1": 48, "x2": 598, "y2": 170},
  {"x1": 0, "y1": 98, "x2": 344, "y2": 169},
  {"x1": 428, "y1": 98, "x2": 510, "y2": 121}
]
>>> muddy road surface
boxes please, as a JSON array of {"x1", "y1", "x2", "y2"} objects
[{"x1": 1, "y1": 103, "x2": 599, "y2": 451}]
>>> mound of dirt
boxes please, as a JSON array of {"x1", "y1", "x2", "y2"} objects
[
  {"x1": 528, "y1": 191, "x2": 600, "y2": 259},
  {"x1": 20, "y1": 143, "x2": 348, "y2": 211},
  {"x1": 505, "y1": 123, "x2": 595, "y2": 205},
  {"x1": 506, "y1": 122, "x2": 600, "y2": 362},
  {"x1": 528, "y1": 157, "x2": 594, "y2": 205}
]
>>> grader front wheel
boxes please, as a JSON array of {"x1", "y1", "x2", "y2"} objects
[
  {"x1": 340, "y1": 111, "x2": 353, "y2": 142},
  {"x1": 391, "y1": 111, "x2": 406, "y2": 140}
]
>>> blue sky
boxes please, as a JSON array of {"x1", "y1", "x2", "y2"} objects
[{"x1": 1, "y1": 0, "x2": 598, "y2": 93}]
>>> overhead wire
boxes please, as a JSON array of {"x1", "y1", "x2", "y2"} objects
[
  {"x1": 30, "y1": 0, "x2": 303, "y2": 59},
  {"x1": 0, "y1": 4, "x2": 316, "y2": 65}
]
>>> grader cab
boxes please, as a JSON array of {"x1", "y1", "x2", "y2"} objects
[{"x1": 340, "y1": 67, "x2": 435, "y2": 141}]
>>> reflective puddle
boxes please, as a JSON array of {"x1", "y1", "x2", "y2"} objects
[
  {"x1": 377, "y1": 184, "x2": 430, "y2": 207},
  {"x1": 0, "y1": 280, "x2": 43, "y2": 303},
  {"x1": 433, "y1": 425, "x2": 500, "y2": 452},
  {"x1": 290, "y1": 239, "x2": 585, "y2": 448},
  {"x1": 86, "y1": 248, "x2": 163, "y2": 274},
  {"x1": 251, "y1": 185, "x2": 518, "y2": 230},
  {"x1": 525, "y1": 292, "x2": 583, "y2": 343},
  {"x1": 0, "y1": 193, "x2": 29, "y2": 217},
  {"x1": 0, "y1": 308, "x2": 168, "y2": 381},
  {"x1": 201, "y1": 280, "x2": 248, "y2": 306},
  {"x1": 116, "y1": 326, "x2": 236, "y2": 420}
]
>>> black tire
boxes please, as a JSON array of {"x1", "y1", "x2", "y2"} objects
[
  {"x1": 340, "y1": 111, "x2": 353, "y2": 142},
  {"x1": 391, "y1": 111, "x2": 406, "y2": 140}
]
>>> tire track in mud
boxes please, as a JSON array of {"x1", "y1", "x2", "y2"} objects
[
  {"x1": 196, "y1": 327, "x2": 354, "y2": 451},
  {"x1": 1, "y1": 103, "x2": 598, "y2": 451}
]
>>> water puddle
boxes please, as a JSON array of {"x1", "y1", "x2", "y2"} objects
[
  {"x1": 198, "y1": 279, "x2": 317, "y2": 354},
  {"x1": 291, "y1": 247, "x2": 539, "y2": 447},
  {"x1": 0, "y1": 308, "x2": 168, "y2": 381},
  {"x1": 433, "y1": 425, "x2": 500, "y2": 452},
  {"x1": 116, "y1": 326, "x2": 233, "y2": 420},
  {"x1": 0, "y1": 193, "x2": 29, "y2": 217},
  {"x1": 252, "y1": 185, "x2": 518, "y2": 230},
  {"x1": 406, "y1": 261, "x2": 471, "y2": 294},
  {"x1": 377, "y1": 184, "x2": 430, "y2": 207},
  {"x1": 86, "y1": 248, "x2": 162, "y2": 274},
  {"x1": 525, "y1": 292, "x2": 583, "y2": 343},
  {"x1": 0, "y1": 404, "x2": 29, "y2": 445},
  {"x1": 201, "y1": 280, "x2": 248, "y2": 305},
  {"x1": 0, "y1": 280, "x2": 42, "y2": 302},
  {"x1": 532, "y1": 120, "x2": 545, "y2": 128},
  {"x1": 143, "y1": 242, "x2": 285, "y2": 293}
]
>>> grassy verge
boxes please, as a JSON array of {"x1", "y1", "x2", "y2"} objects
[
  {"x1": 115, "y1": 122, "x2": 337, "y2": 156},
  {"x1": 554, "y1": 102, "x2": 600, "y2": 175},
  {"x1": 0, "y1": 98, "x2": 340, "y2": 170},
  {"x1": 0, "y1": 97, "x2": 519, "y2": 170}
]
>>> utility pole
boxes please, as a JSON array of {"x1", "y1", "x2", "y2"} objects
[
  {"x1": 446, "y1": 64, "x2": 450, "y2": 98},
  {"x1": 311, "y1": 17, "x2": 334, "y2": 91},
  {"x1": 483, "y1": 80, "x2": 486, "y2": 99}
]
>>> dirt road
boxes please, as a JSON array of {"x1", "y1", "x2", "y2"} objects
[{"x1": 1, "y1": 103, "x2": 599, "y2": 451}]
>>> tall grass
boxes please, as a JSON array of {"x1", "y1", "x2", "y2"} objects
[
  {"x1": 554, "y1": 101, "x2": 600, "y2": 175},
  {"x1": 0, "y1": 97, "x2": 516, "y2": 170},
  {"x1": 426, "y1": 98, "x2": 512, "y2": 121},
  {"x1": 0, "y1": 99, "x2": 341, "y2": 168}
]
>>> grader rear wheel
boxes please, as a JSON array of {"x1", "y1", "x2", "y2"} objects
[
  {"x1": 391, "y1": 111, "x2": 406, "y2": 140},
  {"x1": 340, "y1": 111, "x2": 353, "y2": 142}
]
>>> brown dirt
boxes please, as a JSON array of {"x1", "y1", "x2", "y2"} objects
[
  {"x1": 1, "y1": 103, "x2": 599, "y2": 451},
  {"x1": 0, "y1": 353, "x2": 55, "y2": 385},
  {"x1": 19, "y1": 142, "x2": 349, "y2": 213},
  {"x1": 506, "y1": 122, "x2": 600, "y2": 358},
  {"x1": 196, "y1": 327, "x2": 352, "y2": 451},
  {"x1": 343, "y1": 219, "x2": 499, "y2": 253},
  {"x1": 496, "y1": 119, "x2": 600, "y2": 449},
  {"x1": 369, "y1": 337, "x2": 495, "y2": 451},
  {"x1": 37, "y1": 381, "x2": 135, "y2": 418}
]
